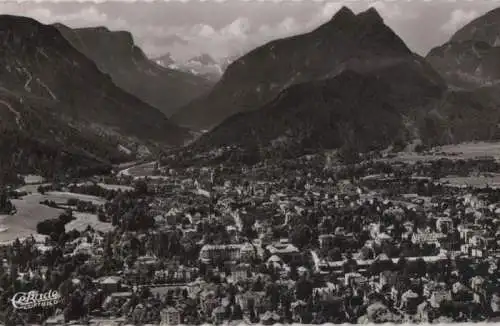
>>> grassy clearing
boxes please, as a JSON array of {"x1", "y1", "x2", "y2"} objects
[
  {"x1": 0, "y1": 193, "x2": 63, "y2": 242},
  {"x1": 16, "y1": 183, "x2": 52, "y2": 193},
  {"x1": 439, "y1": 174, "x2": 500, "y2": 188},
  {"x1": 97, "y1": 183, "x2": 134, "y2": 191},
  {"x1": 380, "y1": 141, "x2": 500, "y2": 164},
  {"x1": 44, "y1": 191, "x2": 106, "y2": 205},
  {"x1": 437, "y1": 142, "x2": 500, "y2": 159},
  {"x1": 0, "y1": 190, "x2": 109, "y2": 242},
  {"x1": 118, "y1": 161, "x2": 156, "y2": 177},
  {"x1": 65, "y1": 212, "x2": 114, "y2": 233}
]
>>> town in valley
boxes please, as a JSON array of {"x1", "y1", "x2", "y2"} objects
[
  {"x1": 2, "y1": 145, "x2": 500, "y2": 325},
  {"x1": 1, "y1": 1, "x2": 500, "y2": 325}
]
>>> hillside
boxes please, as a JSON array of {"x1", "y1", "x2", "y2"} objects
[
  {"x1": 54, "y1": 24, "x2": 214, "y2": 117},
  {"x1": 0, "y1": 15, "x2": 191, "y2": 177},
  {"x1": 185, "y1": 7, "x2": 500, "y2": 162},
  {"x1": 426, "y1": 7, "x2": 500, "y2": 88},
  {"x1": 450, "y1": 7, "x2": 500, "y2": 46},
  {"x1": 188, "y1": 67, "x2": 500, "y2": 164},
  {"x1": 171, "y1": 7, "x2": 445, "y2": 131}
]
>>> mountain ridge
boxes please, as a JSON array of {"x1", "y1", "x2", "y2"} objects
[
  {"x1": 0, "y1": 14, "x2": 190, "y2": 176},
  {"x1": 170, "y1": 6, "x2": 443, "y2": 131},
  {"x1": 426, "y1": 7, "x2": 500, "y2": 88},
  {"x1": 181, "y1": 6, "x2": 500, "y2": 162},
  {"x1": 54, "y1": 23, "x2": 214, "y2": 117}
]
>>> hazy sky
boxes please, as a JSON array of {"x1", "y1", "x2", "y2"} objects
[{"x1": 1, "y1": 0, "x2": 499, "y2": 61}]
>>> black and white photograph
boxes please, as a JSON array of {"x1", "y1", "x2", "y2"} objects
[{"x1": 1, "y1": 0, "x2": 500, "y2": 324}]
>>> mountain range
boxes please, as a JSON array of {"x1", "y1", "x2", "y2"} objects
[
  {"x1": 186, "y1": 6, "x2": 500, "y2": 161},
  {"x1": 0, "y1": 15, "x2": 191, "y2": 177},
  {"x1": 170, "y1": 7, "x2": 445, "y2": 131},
  {"x1": 1, "y1": 5, "x2": 500, "y2": 174}
]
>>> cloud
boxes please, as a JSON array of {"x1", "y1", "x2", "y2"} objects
[
  {"x1": 151, "y1": 34, "x2": 189, "y2": 46},
  {"x1": 157, "y1": 1, "x2": 424, "y2": 60},
  {"x1": 441, "y1": 9, "x2": 478, "y2": 33},
  {"x1": 0, "y1": 3, "x2": 128, "y2": 29},
  {"x1": 193, "y1": 24, "x2": 216, "y2": 37},
  {"x1": 369, "y1": 1, "x2": 417, "y2": 20},
  {"x1": 220, "y1": 17, "x2": 251, "y2": 38},
  {"x1": 319, "y1": 2, "x2": 344, "y2": 20}
]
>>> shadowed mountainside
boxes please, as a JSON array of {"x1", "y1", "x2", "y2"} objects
[
  {"x1": 54, "y1": 23, "x2": 214, "y2": 117},
  {"x1": 171, "y1": 7, "x2": 445, "y2": 131},
  {"x1": 0, "y1": 15, "x2": 191, "y2": 176}
]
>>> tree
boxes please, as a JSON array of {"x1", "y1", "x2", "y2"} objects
[
  {"x1": 338, "y1": 143, "x2": 361, "y2": 165},
  {"x1": 134, "y1": 180, "x2": 148, "y2": 196},
  {"x1": 231, "y1": 304, "x2": 243, "y2": 320},
  {"x1": 296, "y1": 277, "x2": 313, "y2": 301},
  {"x1": 290, "y1": 224, "x2": 313, "y2": 249}
]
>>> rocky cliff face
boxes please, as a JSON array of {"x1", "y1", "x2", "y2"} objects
[
  {"x1": 0, "y1": 15, "x2": 190, "y2": 176},
  {"x1": 55, "y1": 24, "x2": 214, "y2": 117},
  {"x1": 450, "y1": 7, "x2": 500, "y2": 46},
  {"x1": 426, "y1": 7, "x2": 500, "y2": 88}
]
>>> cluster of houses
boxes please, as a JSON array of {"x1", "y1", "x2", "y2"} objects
[{"x1": 3, "y1": 158, "x2": 500, "y2": 325}]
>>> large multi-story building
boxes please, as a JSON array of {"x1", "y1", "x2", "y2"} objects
[
  {"x1": 199, "y1": 244, "x2": 243, "y2": 263},
  {"x1": 266, "y1": 239, "x2": 300, "y2": 260}
]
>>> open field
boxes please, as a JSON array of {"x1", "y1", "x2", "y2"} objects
[
  {"x1": 97, "y1": 183, "x2": 134, "y2": 191},
  {"x1": 118, "y1": 161, "x2": 156, "y2": 177},
  {"x1": 437, "y1": 142, "x2": 500, "y2": 159},
  {"x1": 0, "y1": 191, "x2": 109, "y2": 242},
  {"x1": 380, "y1": 141, "x2": 500, "y2": 164},
  {"x1": 16, "y1": 183, "x2": 52, "y2": 193},
  {"x1": 383, "y1": 153, "x2": 453, "y2": 163},
  {"x1": 44, "y1": 191, "x2": 106, "y2": 205},
  {"x1": 65, "y1": 212, "x2": 114, "y2": 233},
  {"x1": 0, "y1": 193, "x2": 63, "y2": 242},
  {"x1": 439, "y1": 174, "x2": 500, "y2": 189}
]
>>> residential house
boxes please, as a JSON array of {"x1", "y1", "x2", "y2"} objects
[
  {"x1": 379, "y1": 271, "x2": 399, "y2": 289},
  {"x1": 416, "y1": 301, "x2": 431, "y2": 323},
  {"x1": 231, "y1": 263, "x2": 251, "y2": 282},
  {"x1": 313, "y1": 282, "x2": 337, "y2": 301},
  {"x1": 345, "y1": 272, "x2": 366, "y2": 287},
  {"x1": 240, "y1": 242, "x2": 257, "y2": 261},
  {"x1": 491, "y1": 293, "x2": 500, "y2": 313},
  {"x1": 260, "y1": 311, "x2": 281, "y2": 325},
  {"x1": 212, "y1": 306, "x2": 226, "y2": 324},
  {"x1": 426, "y1": 282, "x2": 452, "y2": 308},
  {"x1": 318, "y1": 234, "x2": 335, "y2": 249},
  {"x1": 411, "y1": 232, "x2": 446, "y2": 247},
  {"x1": 400, "y1": 289, "x2": 420, "y2": 313},
  {"x1": 266, "y1": 240, "x2": 300, "y2": 261},
  {"x1": 436, "y1": 217, "x2": 453, "y2": 234},
  {"x1": 200, "y1": 291, "x2": 219, "y2": 316},
  {"x1": 458, "y1": 224, "x2": 483, "y2": 243},
  {"x1": 97, "y1": 276, "x2": 122, "y2": 293},
  {"x1": 160, "y1": 307, "x2": 181, "y2": 326}
]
